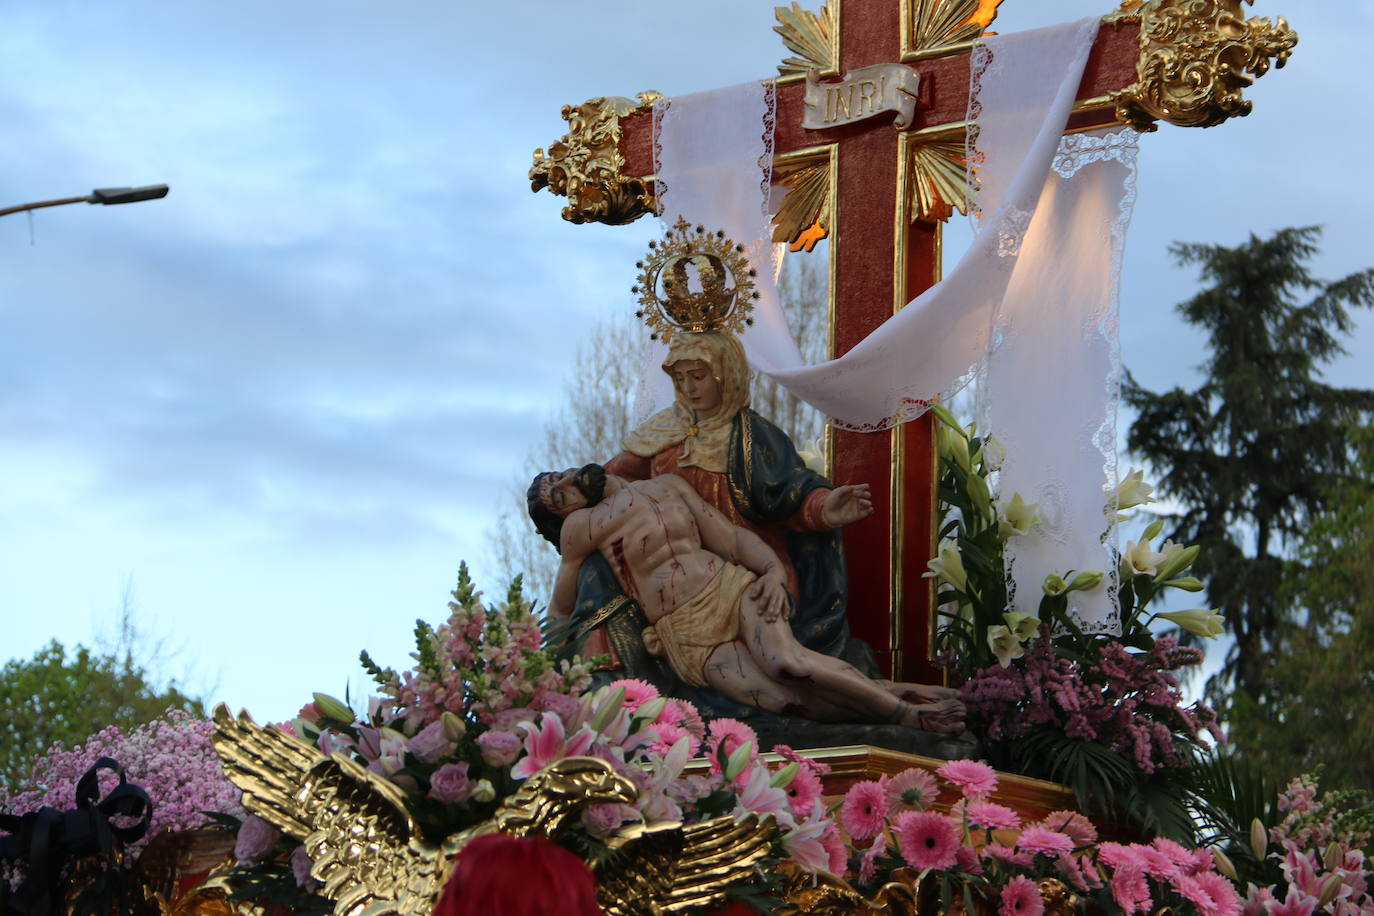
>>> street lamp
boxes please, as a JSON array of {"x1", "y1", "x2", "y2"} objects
[{"x1": 0, "y1": 184, "x2": 170, "y2": 218}]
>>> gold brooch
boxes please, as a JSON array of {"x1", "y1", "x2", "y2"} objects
[{"x1": 632, "y1": 216, "x2": 758, "y2": 343}]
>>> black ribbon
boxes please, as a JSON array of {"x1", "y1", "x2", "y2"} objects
[{"x1": 0, "y1": 757, "x2": 153, "y2": 916}]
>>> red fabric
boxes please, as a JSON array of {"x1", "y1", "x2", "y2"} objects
[{"x1": 432, "y1": 834, "x2": 604, "y2": 916}]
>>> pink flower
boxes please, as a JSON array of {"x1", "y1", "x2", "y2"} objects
[
  {"x1": 290, "y1": 844, "x2": 318, "y2": 891},
  {"x1": 1173, "y1": 872, "x2": 1242, "y2": 916},
  {"x1": 784, "y1": 766, "x2": 824, "y2": 818},
  {"x1": 782, "y1": 813, "x2": 831, "y2": 873},
  {"x1": 706, "y1": 718, "x2": 758, "y2": 773},
  {"x1": 1099, "y1": 843, "x2": 1147, "y2": 871},
  {"x1": 476, "y1": 730, "x2": 522, "y2": 767},
  {"x1": 859, "y1": 839, "x2": 885, "y2": 885},
  {"x1": 609, "y1": 678, "x2": 660, "y2": 710},
  {"x1": 734, "y1": 764, "x2": 794, "y2": 826},
  {"x1": 510, "y1": 713, "x2": 595, "y2": 780},
  {"x1": 581, "y1": 803, "x2": 632, "y2": 837},
  {"x1": 886, "y1": 767, "x2": 939, "y2": 811},
  {"x1": 1244, "y1": 884, "x2": 1276, "y2": 916},
  {"x1": 296, "y1": 701, "x2": 324, "y2": 723},
  {"x1": 648, "y1": 722, "x2": 698, "y2": 757},
  {"x1": 406, "y1": 720, "x2": 455, "y2": 764},
  {"x1": 1016, "y1": 826, "x2": 1075, "y2": 857},
  {"x1": 428, "y1": 762, "x2": 473, "y2": 803},
  {"x1": 822, "y1": 826, "x2": 847, "y2": 876},
  {"x1": 533, "y1": 691, "x2": 583, "y2": 723},
  {"x1": 841, "y1": 780, "x2": 889, "y2": 841},
  {"x1": 937, "y1": 759, "x2": 998, "y2": 798},
  {"x1": 1000, "y1": 874, "x2": 1045, "y2": 916},
  {"x1": 659, "y1": 699, "x2": 706, "y2": 740},
  {"x1": 985, "y1": 844, "x2": 1033, "y2": 868},
  {"x1": 956, "y1": 844, "x2": 984, "y2": 874},
  {"x1": 893, "y1": 810, "x2": 960, "y2": 871},
  {"x1": 773, "y1": 743, "x2": 831, "y2": 778},
  {"x1": 234, "y1": 815, "x2": 279, "y2": 863},
  {"x1": 1033, "y1": 810, "x2": 1098, "y2": 848},
  {"x1": 967, "y1": 801, "x2": 1022, "y2": 831},
  {"x1": 1109, "y1": 867, "x2": 1153, "y2": 915},
  {"x1": 1153, "y1": 837, "x2": 1198, "y2": 874},
  {"x1": 1264, "y1": 888, "x2": 1318, "y2": 916}
]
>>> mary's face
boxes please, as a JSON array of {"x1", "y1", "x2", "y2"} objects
[{"x1": 669, "y1": 359, "x2": 722, "y2": 418}]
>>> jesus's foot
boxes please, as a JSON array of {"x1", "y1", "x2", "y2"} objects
[
  {"x1": 878, "y1": 679, "x2": 961, "y2": 705},
  {"x1": 896, "y1": 698, "x2": 966, "y2": 734}
]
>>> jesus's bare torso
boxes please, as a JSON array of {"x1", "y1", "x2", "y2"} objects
[{"x1": 568, "y1": 476, "x2": 731, "y2": 624}]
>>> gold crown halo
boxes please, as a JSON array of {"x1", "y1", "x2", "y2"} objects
[{"x1": 632, "y1": 216, "x2": 758, "y2": 343}]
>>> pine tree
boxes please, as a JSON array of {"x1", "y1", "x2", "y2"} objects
[{"x1": 1124, "y1": 226, "x2": 1374, "y2": 706}]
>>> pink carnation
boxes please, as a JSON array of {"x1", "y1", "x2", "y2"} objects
[
  {"x1": 886, "y1": 767, "x2": 938, "y2": 811},
  {"x1": 1000, "y1": 874, "x2": 1045, "y2": 916},
  {"x1": 937, "y1": 759, "x2": 998, "y2": 798},
  {"x1": 840, "y1": 780, "x2": 888, "y2": 841},
  {"x1": 893, "y1": 810, "x2": 960, "y2": 871}
]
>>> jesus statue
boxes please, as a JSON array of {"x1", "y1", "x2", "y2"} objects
[{"x1": 528, "y1": 464, "x2": 965, "y2": 733}]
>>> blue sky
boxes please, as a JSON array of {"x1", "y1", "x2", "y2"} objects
[{"x1": 2, "y1": 1, "x2": 1367, "y2": 723}]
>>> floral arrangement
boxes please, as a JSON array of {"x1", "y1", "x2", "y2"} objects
[
  {"x1": 1241, "y1": 774, "x2": 1374, "y2": 916},
  {"x1": 836, "y1": 758, "x2": 1246, "y2": 916},
  {"x1": 1, "y1": 708, "x2": 243, "y2": 858},
  {"x1": 925, "y1": 406, "x2": 1224, "y2": 829}
]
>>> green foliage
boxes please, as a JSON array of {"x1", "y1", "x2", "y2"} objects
[
  {"x1": 1186, "y1": 753, "x2": 1282, "y2": 886},
  {"x1": 1124, "y1": 226, "x2": 1374, "y2": 705},
  {"x1": 0, "y1": 639, "x2": 203, "y2": 795},
  {"x1": 1221, "y1": 425, "x2": 1374, "y2": 793}
]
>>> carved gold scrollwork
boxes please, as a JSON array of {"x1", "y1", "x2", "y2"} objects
[
  {"x1": 530, "y1": 92, "x2": 662, "y2": 225},
  {"x1": 903, "y1": 0, "x2": 1004, "y2": 60},
  {"x1": 775, "y1": 1, "x2": 839, "y2": 78},
  {"x1": 1105, "y1": 0, "x2": 1297, "y2": 131},
  {"x1": 772, "y1": 151, "x2": 833, "y2": 251},
  {"x1": 909, "y1": 140, "x2": 969, "y2": 223}
]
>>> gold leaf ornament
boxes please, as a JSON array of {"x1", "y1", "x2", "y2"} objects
[{"x1": 775, "y1": 1, "x2": 838, "y2": 77}]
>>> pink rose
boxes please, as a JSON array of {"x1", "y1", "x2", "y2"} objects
[
  {"x1": 477, "y1": 730, "x2": 523, "y2": 767},
  {"x1": 234, "y1": 814, "x2": 279, "y2": 863},
  {"x1": 428, "y1": 762, "x2": 473, "y2": 804},
  {"x1": 407, "y1": 721, "x2": 455, "y2": 764}
]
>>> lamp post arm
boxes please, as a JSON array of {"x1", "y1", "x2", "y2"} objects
[{"x1": 0, "y1": 195, "x2": 92, "y2": 218}]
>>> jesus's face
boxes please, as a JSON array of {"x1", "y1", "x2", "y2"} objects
[
  {"x1": 669, "y1": 359, "x2": 722, "y2": 418},
  {"x1": 538, "y1": 464, "x2": 607, "y2": 517}
]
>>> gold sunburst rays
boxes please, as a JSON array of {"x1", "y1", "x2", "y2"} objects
[
  {"x1": 909, "y1": 140, "x2": 969, "y2": 223},
  {"x1": 772, "y1": 150, "x2": 834, "y2": 250},
  {"x1": 775, "y1": 1, "x2": 838, "y2": 78},
  {"x1": 904, "y1": 0, "x2": 1005, "y2": 60}
]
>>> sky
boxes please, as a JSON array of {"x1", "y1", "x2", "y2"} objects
[{"x1": 2, "y1": 1, "x2": 1369, "y2": 724}]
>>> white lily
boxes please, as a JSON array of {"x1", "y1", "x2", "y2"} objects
[
  {"x1": 1107, "y1": 468, "x2": 1156, "y2": 514},
  {"x1": 987, "y1": 625, "x2": 1025, "y2": 667},
  {"x1": 998, "y1": 492, "x2": 1039, "y2": 540},
  {"x1": 1153, "y1": 540, "x2": 1200, "y2": 582},
  {"x1": 941, "y1": 425, "x2": 972, "y2": 473},
  {"x1": 924, "y1": 542, "x2": 968, "y2": 592},
  {"x1": 1156, "y1": 608, "x2": 1225, "y2": 638},
  {"x1": 1002, "y1": 611, "x2": 1039, "y2": 642},
  {"x1": 1123, "y1": 538, "x2": 1165, "y2": 577}
]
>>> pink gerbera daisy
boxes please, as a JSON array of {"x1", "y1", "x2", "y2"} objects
[
  {"x1": 1109, "y1": 866, "x2": 1153, "y2": 915},
  {"x1": 706, "y1": 718, "x2": 758, "y2": 773},
  {"x1": 967, "y1": 801, "x2": 1022, "y2": 831},
  {"x1": 608, "y1": 678, "x2": 660, "y2": 710},
  {"x1": 785, "y1": 765, "x2": 825, "y2": 818},
  {"x1": 659, "y1": 699, "x2": 705, "y2": 739},
  {"x1": 1000, "y1": 874, "x2": 1045, "y2": 916},
  {"x1": 985, "y1": 844, "x2": 1033, "y2": 868},
  {"x1": 1034, "y1": 810, "x2": 1098, "y2": 848},
  {"x1": 893, "y1": 810, "x2": 960, "y2": 871},
  {"x1": 1016, "y1": 826, "x2": 1075, "y2": 857},
  {"x1": 858, "y1": 838, "x2": 885, "y2": 885},
  {"x1": 840, "y1": 780, "x2": 888, "y2": 840},
  {"x1": 1173, "y1": 872, "x2": 1243, "y2": 916},
  {"x1": 885, "y1": 767, "x2": 939, "y2": 812},
  {"x1": 937, "y1": 759, "x2": 998, "y2": 798}
]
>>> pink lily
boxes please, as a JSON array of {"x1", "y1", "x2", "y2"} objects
[{"x1": 510, "y1": 713, "x2": 595, "y2": 780}]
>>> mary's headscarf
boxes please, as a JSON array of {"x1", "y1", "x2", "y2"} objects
[{"x1": 622, "y1": 331, "x2": 751, "y2": 472}]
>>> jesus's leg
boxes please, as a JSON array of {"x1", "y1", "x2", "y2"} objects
[
  {"x1": 702, "y1": 640, "x2": 849, "y2": 721},
  {"x1": 736, "y1": 589, "x2": 965, "y2": 733}
]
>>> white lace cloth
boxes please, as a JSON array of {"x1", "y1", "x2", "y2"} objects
[{"x1": 648, "y1": 18, "x2": 1135, "y2": 633}]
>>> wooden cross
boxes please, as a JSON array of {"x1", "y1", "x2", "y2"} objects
[{"x1": 530, "y1": 0, "x2": 1295, "y2": 682}]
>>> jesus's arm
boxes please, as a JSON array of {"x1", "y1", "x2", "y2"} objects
[{"x1": 549, "y1": 515, "x2": 593, "y2": 624}]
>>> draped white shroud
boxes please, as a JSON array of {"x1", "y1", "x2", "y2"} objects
[{"x1": 647, "y1": 18, "x2": 1138, "y2": 633}]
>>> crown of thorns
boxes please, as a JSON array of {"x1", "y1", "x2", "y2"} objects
[{"x1": 632, "y1": 216, "x2": 758, "y2": 343}]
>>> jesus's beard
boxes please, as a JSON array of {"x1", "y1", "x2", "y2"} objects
[{"x1": 573, "y1": 463, "x2": 607, "y2": 507}]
